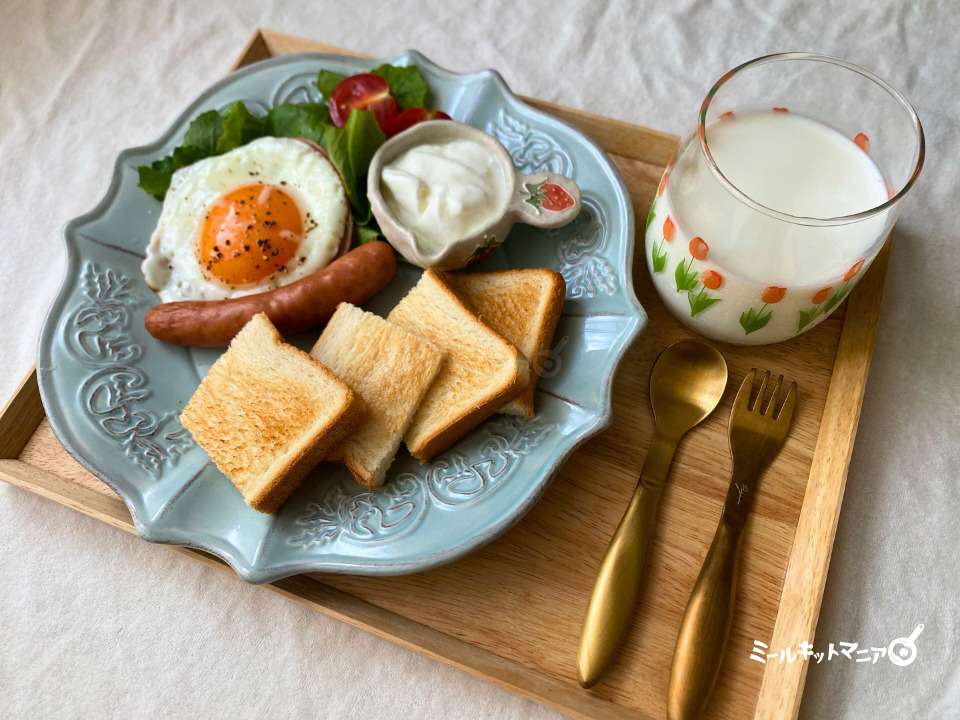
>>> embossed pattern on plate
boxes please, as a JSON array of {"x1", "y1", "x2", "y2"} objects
[
  {"x1": 67, "y1": 262, "x2": 194, "y2": 479},
  {"x1": 37, "y1": 51, "x2": 645, "y2": 582}
]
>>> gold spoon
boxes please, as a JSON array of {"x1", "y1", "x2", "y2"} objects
[{"x1": 577, "y1": 340, "x2": 728, "y2": 689}]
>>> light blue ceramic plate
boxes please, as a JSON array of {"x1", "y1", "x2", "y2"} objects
[{"x1": 37, "y1": 52, "x2": 646, "y2": 583}]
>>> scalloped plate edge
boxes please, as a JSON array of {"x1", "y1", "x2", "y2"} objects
[{"x1": 37, "y1": 51, "x2": 646, "y2": 583}]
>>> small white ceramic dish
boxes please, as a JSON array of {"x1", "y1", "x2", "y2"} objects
[{"x1": 368, "y1": 120, "x2": 582, "y2": 270}]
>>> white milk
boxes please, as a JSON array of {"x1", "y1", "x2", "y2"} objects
[{"x1": 646, "y1": 110, "x2": 892, "y2": 344}]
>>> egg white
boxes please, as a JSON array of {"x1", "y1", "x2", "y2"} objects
[{"x1": 142, "y1": 136, "x2": 349, "y2": 302}]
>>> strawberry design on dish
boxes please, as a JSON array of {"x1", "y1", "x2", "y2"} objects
[
  {"x1": 466, "y1": 238, "x2": 499, "y2": 266},
  {"x1": 524, "y1": 180, "x2": 576, "y2": 212}
]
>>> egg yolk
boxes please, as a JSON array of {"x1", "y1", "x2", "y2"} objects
[{"x1": 198, "y1": 183, "x2": 303, "y2": 287}]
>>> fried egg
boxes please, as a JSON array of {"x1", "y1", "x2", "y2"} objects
[{"x1": 142, "y1": 136, "x2": 349, "y2": 302}]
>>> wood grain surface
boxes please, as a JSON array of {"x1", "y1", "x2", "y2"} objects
[{"x1": 0, "y1": 29, "x2": 891, "y2": 720}]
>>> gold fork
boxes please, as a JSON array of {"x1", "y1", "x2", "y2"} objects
[{"x1": 667, "y1": 370, "x2": 798, "y2": 720}]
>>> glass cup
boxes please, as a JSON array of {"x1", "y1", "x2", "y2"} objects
[{"x1": 645, "y1": 53, "x2": 924, "y2": 344}]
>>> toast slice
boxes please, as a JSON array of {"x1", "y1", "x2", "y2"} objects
[
  {"x1": 445, "y1": 269, "x2": 565, "y2": 417},
  {"x1": 387, "y1": 269, "x2": 529, "y2": 461},
  {"x1": 180, "y1": 313, "x2": 364, "y2": 514},
  {"x1": 310, "y1": 303, "x2": 444, "y2": 489}
]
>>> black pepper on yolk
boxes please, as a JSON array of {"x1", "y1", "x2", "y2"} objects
[{"x1": 198, "y1": 183, "x2": 302, "y2": 288}]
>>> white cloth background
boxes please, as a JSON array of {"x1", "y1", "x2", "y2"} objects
[{"x1": 2, "y1": 1, "x2": 958, "y2": 717}]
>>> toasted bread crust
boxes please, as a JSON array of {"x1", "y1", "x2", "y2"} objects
[
  {"x1": 410, "y1": 271, "x2": 527, "y2": 461},
  {"x1": 445, "y1": 268, "x2": 566, "y2": 417},
  {"x1": 311, "y1": 302, "x2": 444, "y2": 488},
  {"x1": 180, "y1": 313, "x2": 364, "y2": 514},
  {"x1": 512, "y1": 270, "x2": 565, "y2": 416},
  {"x1": 410, "y1": 361, "x2": 525, "y2": 461},
  {"x1": 389, "y1": 270, "x2": 528, "y2": 462},
  {"x1": 250, "y1": 397, "x2": 364, "y2": 513},
  {"x1": 344, "y1": 456, "x2": 377, "y2": 491}
]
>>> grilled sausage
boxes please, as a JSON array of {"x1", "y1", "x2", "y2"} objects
[{"x1": 144, "y1": 240, "x2": 397, "y2": 346}]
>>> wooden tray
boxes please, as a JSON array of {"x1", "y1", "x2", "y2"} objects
[{"x1": 0, "y1": 29, "x2": 889, "y2": 720}]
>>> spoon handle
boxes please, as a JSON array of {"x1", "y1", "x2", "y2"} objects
[{"x1": 577, "y1": 429, "x2": 677, "y2": 688}]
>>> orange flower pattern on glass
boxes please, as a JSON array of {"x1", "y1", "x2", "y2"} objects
[
  {"x1": 663, "y1": 216, "x2": 676, "y2": 242},
  {"x1": 812, "y1": 286, "x2": 833, "y2": 304},
  {"x1": 689, "y1": 236, "x2": 709, "y2": 260},
  {"x1": 718, "y1": 111, "x2": 735, "y2": 121},
  {"x1": 798, "y1": 261, "x2": 868, "y2": 333},
  {"x1": 761, "y1": 286, "x2": 786, "y2": 304},
  {"x1": 701, "y1": 269, "x2": 723, "y2": 290},
  {"x1": 648, "y1": 185, "x2": 870, "y2": 337},
  {"x1": 843, "y1": 259, "x2": 865, "y2": 282},
  {"x1": 772, "y1": 107, "x2": 789, "y2": 113},
  {"x1": 854, "y1": 133, "x2": 871, "y2": 153}
]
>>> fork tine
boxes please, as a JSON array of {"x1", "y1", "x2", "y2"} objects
[
  {"x1": 763, "y1": 375, "x2": 784, "y2": 415},
  {"x1": 733, "y1": 369, "x2": 757, "y2": 415},
  {"x1": 753, "y1": 371, "x2": 770, "y2": 411},
  {"x1": 775, "y1": 381, "x2": 798, "y2": 422}
]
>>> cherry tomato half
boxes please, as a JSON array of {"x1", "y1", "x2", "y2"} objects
[
  {"x1": 328, "y1": 73, "x2": 399, "y2": 130},
  {"x1": 384, "y1": 108, "x2": 452, "y2": 137}
]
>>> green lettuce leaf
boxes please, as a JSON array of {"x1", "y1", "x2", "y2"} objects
[
  {"x1": 265, "y1": 102, "x2": 331, "y2": 144},
  {"x1": 371, "y1": 63, "x2": 429, "y2": 110},
  {"x1": 316, "y1": 70, "x2": 347, "y2": 99},
  {"x1": 137, "y1": 144, "x2": 206, "y2": 200},
  {"x1": 323, "y1": 109, "x2": 386, "y2": 220},
  {"x1": 182, "y1": 110, "x2": 223, "y2": 154},
  {"x1": 136, "y1": 165, "x2": 175, "y2": 201},
  {"x1": 136, "y1": 103, "x2": 331, "y2": 201},
  {"x1": 217, "y1": 101, "x2": 267, "y2": 153},
  {"x1": 354, "y1": 224, "x2": 382, "y2": 244},
  {"x1": 138, "y1": 109, "x2": 233, "y2": 199}
]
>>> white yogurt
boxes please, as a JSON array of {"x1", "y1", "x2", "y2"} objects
[{"x1": 380, "y1": 139, "x2": 506, "y2": 253}]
